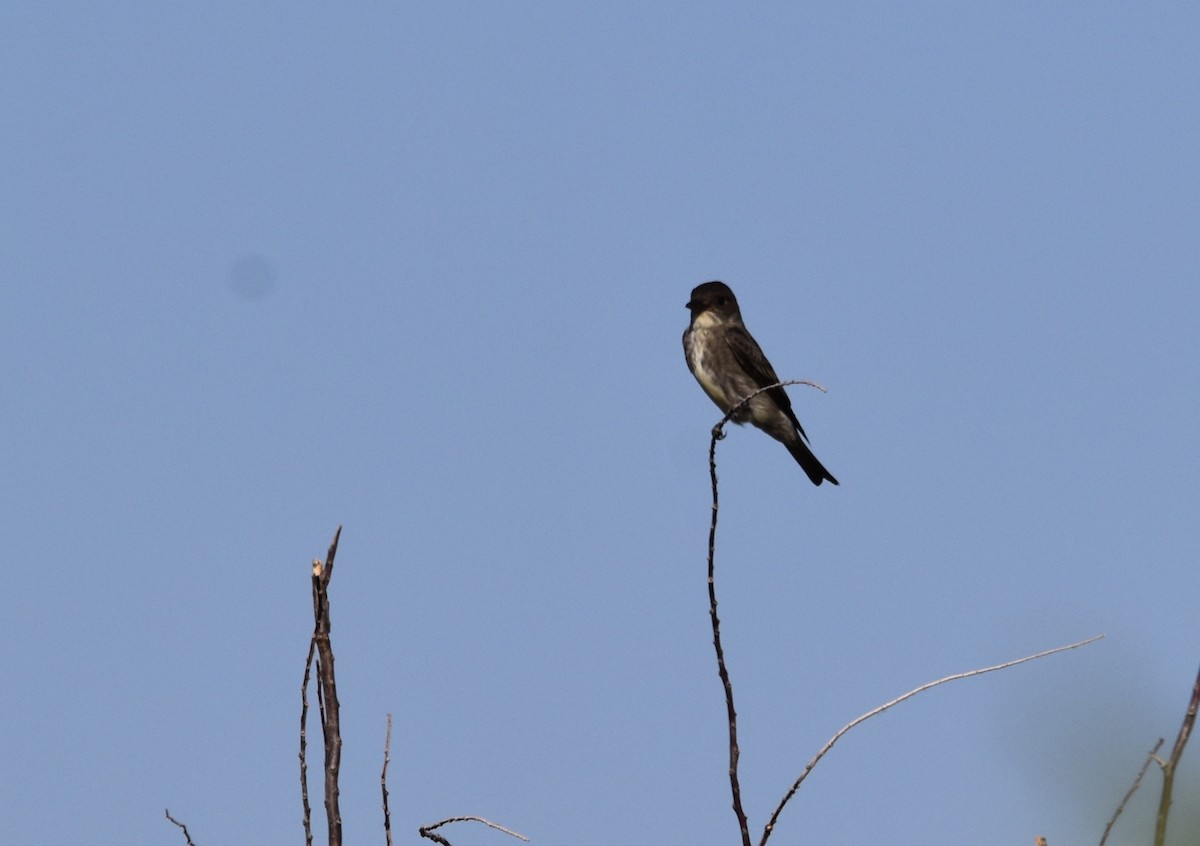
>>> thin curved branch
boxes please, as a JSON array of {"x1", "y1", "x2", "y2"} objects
[
  {"x1": 419, "y1": 815, "x2": 530, "y2": 845},
  {"x1": 1100, "y1": 738, "x2": 1164, "y2": 846},
  {"x1": 759, "y1": 635, "x2": 1104, "y2": 845}
]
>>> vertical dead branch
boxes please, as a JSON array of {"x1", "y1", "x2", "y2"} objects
[
  {"x1": 316, "y1": 526, "x2": 344, "y2": 846},
  {"x1": 1154, "y1": 661, "x2": 1200, "y2": 846},
  {"x1": 382, "y1": 713, "x2": 394, "y2": 846},
  {"x1": 300, "y1": 526, "x2": 343, "y2": 846}
]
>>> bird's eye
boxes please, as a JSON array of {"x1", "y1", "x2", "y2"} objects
[{"x1": 717, "y1": 297, "x2": 727, "y2": 305}]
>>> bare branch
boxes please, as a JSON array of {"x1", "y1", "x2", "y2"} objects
[
  {"x1": 706, "y1": 415, "x2": 748, "y2": 846},
  {"x1": 382, "y1": 713, "x2": 394, "y2": 846},
  {"x1": 1099, "y1": 738, "x2": 1164, "y2": 846},
  {"x1": 1154, "y1": 661, "x2": 1200, "y2": 846},
  {"x1": 419, "y1": 816, "x2": 530, "y2": 845},
  {"x1": 314, "y1": 526, "x2": 344, "y2": 846},
  {"x1": 705, "y1": 379, "x2": 827, "y2": 846},
  {"x1": 760, "y1": 635, "x2": 1105, "y2": 845},
  {"x1": 164, "y1": 809, "x2": 197, "y2": 846},
  {"x1": 300, "y1": 635, "x2": 316, "y2": 846},
  {"x1": 299, "y1": 527, "x2": 344, "y2": 846}
]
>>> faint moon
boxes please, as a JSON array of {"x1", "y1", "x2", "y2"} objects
[{"x1": 229, "y1": 254, "x2": 277, "y2": 300}]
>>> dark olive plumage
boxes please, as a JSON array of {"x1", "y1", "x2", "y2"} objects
[{"x1": 683, "y1": 281, "x2": 838, "y2": 486}]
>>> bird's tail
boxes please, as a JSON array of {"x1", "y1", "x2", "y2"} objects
[{"x1": 787, "y1": 439, "x2": 839, "y2": 487}]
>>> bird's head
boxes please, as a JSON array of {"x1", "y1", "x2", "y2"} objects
[{"x1": 686, "y1": 281, "x2": 741, "y2": 324}]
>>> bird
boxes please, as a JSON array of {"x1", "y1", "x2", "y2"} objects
[{"x1": 683, "y1": 281, "x2": 838, "y2": 486}]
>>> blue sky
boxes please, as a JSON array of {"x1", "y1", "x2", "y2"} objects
[{"x1": 3, "y1": 3, "x2": 1198, "y2": 843}]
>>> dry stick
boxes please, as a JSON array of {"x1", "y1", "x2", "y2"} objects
[
  {"x1": 1099, "y1": 738, "x2": 1164, "y2": 846},
  {"x1": 315, "y1": 526, "x2": 344, "y2": 846},
  {"x1": 165, "y1": 809, "x2": 197, "y2": 846},
  {"x1": 298, "y1": 527, "x2": 345, "y2": 846},
  {"x1": 419, "y1": 816, "x2": 530, "y2": 845},
  {"x1": 1154, "y1": 661, "x2": 1200, "y2": 846},
  {"x1": 300, "y1": 636, "x2": 316, "y2": 846},
  {"x1": 759, "y1": 635, "x2": 1104, "y2": 846},
  {"x1": 706, "y1": 380, "x2": 826, "y2": 846},
  {"x1": 382, "y1": 713, "x2": 394, "y2": 846}
]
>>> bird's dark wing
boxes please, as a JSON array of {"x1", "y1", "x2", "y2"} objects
[{"x1": 724, "y1": 324, "x2": 809, "y2": 439}]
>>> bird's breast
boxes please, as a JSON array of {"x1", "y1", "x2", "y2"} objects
[{"x1": 685, "y1": 326, "x2": 731, "y2": 410}]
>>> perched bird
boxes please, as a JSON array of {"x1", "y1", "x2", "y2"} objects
[{"x1": 683, "y1": 281, "x2": 838, "y2": 486}]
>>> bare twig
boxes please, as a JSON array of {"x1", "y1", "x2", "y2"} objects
[
  {"x1": 165, "y1": 809, "x2": 197, "y2": 846},
  {"x1": 299, "y1": 527, "x2": 344, "y2": 846},
  {"x1": 759, "y1": 635, "x2": 1104, "y2": 845},
  {"x1": 707, "y1": 413, "x2": 747, "y2": 846},
  {"x1": 1154, "y1": 661, "x2": 1200, "y2": 846},
  {"x1": 316, "y1": 527, "x2": 343, "y2": 846},
  {"x1": 419, "y1": 815, "x2": 530, "y2": 845},
  {"x1": 705, "y1": 379, "x2": 826, "y2": 846},
  {"x1": 300, "y1": 635, "x2": 316, "y2": 846},
  {"x1": 382, "y1": 713, "x2": 394, "y2": 846},
  {"x1": 1099, "y1": 738, "x2": 1164, "y2": 846}
]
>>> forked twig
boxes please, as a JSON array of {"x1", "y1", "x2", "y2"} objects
[
  {"x1": 760, "y1": 635, "x2": 1104, "y2": 845},
  {"x1": 1099, "y1": 738, "x2": 1164, "y2": 846},
  {"x1": 1154, "y1": 661, "x2": 1200, "y2": 846}
]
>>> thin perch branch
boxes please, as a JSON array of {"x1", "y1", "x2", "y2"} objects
[
  {"x1": 759, "y1": 635, "x2": 1105, "y2": 845},
  {"x1": 705, "y1": 379, "x2": 827, "y2": 846},
  {"x1": 707, "y1": 408, "x2": 748, "y2": 846}
]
